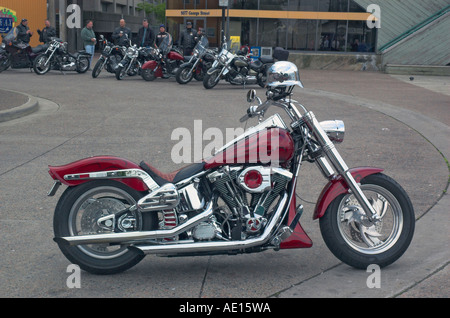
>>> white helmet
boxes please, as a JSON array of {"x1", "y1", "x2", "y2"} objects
[{"x1": 266, "y1": 61, "x2": 304, "y2": 89}]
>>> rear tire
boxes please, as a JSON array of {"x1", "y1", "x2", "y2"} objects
[
  {"x1": 53, "y1": 180, "x2": 157, "y2": 275},
  {"x1": 76, "y1": 56, "x2": 90, "y2": 73},
  {"x1": 319, "y1": 173, "x2": 415, "y2": 269}
]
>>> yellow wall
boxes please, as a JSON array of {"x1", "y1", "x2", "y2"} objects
[{"x1": 0, "y1": 0, "x2": 47, "y2": 47}]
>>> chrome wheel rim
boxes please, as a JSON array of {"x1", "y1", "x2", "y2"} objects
[
  {"x1": 336, "y1": 184, "x2": 403, "y2": 255},
  {"x1": 68, "y1": 186, "x2": 141, "y2": 259}
]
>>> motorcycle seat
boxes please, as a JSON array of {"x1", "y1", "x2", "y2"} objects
[
  {"x1": 259, "y1": 56, "x2": 274, "y2": 64},
  {"x1": 32, "y1": 44, "x2": 48, "y2": 54},
  {"x1": 139, "y1": 161, "x2": 206, "y2": 186}
]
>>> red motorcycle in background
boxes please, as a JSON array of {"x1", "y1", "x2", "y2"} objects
[
  {"x1": 48, "y1": 62, "x2": 415, "y2": 275},
  {"x1": 141, "y1": 34, "x2": 184, "y2": 81}
]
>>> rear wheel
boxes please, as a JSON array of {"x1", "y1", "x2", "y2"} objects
[
  {"x1": 53, "y1": 180, "x2": 157, "y2": 275},
  {"x1": 76, "y1": 56, "x2": 90, "y2": 73},
  {"x1": 33, "y1": 54, "x2": 51, "y2": 75},
  {"x1": 320, "y1": 173, "x2": 415, "y2": 269}
]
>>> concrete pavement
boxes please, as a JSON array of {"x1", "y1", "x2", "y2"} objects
[{"x1": 0, "y1": 67, "x2": 448, "y2": 298}]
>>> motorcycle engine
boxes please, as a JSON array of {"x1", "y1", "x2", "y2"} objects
[{"x1": 205, "y1": 166, "x2": 292, "y2": 240}]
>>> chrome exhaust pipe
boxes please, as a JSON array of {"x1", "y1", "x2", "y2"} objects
[
  {"x1": 54, "y1": 200, "x2": 214, "y2": 246},
  {"x1": 129, "y1": 193, "x2": 288, "y2": 255}
]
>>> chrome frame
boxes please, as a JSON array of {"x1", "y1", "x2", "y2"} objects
[{"x1": 64, "y1": 169, "x2": 159, "y2": 192}]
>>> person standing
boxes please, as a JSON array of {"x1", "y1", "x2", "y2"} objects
[
  {"x1": 81, "y1": 20, "x2": 96, "y2": 66},
  {"x1": 37, "y1": 19, "x2": 56, "y2": 44},
  {"x1": 179, "y1": 22, "x2": 197, "y2": 55},
  {"x1": 155, "y1": 24, "x2": 169, "y2": 47},
  {"x1": 137, "y1": 19, "x2": 155, "y2": 48},
  {"x1": 16, "y1": 19, "x2": 33, "y2": 44},
  {"x1": 112, "y1": 19, "x2": 131, "y2": 47}
]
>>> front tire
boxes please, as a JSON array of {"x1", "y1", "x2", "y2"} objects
[
  {"x1": 203, "y1": 69, "x2": 220, "y2": 89},
  {"x1": 141, "y1": 68, "x2": 155, "y2": 81},
  {"x1": 115, "y1": 66, "x2": 126, "y2": 80},
  {"x1": 33, "y1": 54, "x2": 51, "y2": 75},
  {"x1": 53, "y1": 180, "x2": 157, "y2": 275},
  {"x1": 175, "y1": 64, "x2": 193, "y2": 84},
  {"x1": 92, "y1": 57, "x2": 105, "y2": 78},
  {"x1": 319, "y1": 173, "x2": 415, "y2": 269}
]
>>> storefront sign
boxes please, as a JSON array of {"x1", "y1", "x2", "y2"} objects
[{"x1": 0, "y1": 7, "x2": 17, "y2": 34}]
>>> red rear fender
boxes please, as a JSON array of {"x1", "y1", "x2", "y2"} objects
[{"x1": 48, "y1": 156, "x2": 149, "y2": 191}]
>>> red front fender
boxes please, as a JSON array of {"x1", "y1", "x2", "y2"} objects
[
  {"x1": 313, "y1": 167, "x2": 384, "y2": 220},
  {"x1": 142, "y1": 60, "x2": 157, "y2": 70},
  {"x1": 48, "y1": 156, "x2": 149, "y2": 191}
]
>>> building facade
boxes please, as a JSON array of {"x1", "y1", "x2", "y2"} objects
[
  {"x1": 0, "y1": 0, "x2": 47, "y2": 47},
  {"x1": 166, "y1": 0, "x2": 377, "y2": 53}
]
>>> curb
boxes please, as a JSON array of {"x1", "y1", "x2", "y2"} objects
[{"x1": 0, "y1": 89, "x2": 40, "y2": 123}]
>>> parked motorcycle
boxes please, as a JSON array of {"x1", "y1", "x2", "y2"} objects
[
  {"x1": 175, "y1": 36, "x2": 216, "y2": 84},
  {"x1": 203, "y1": 40, "x2": 273, "y2": 89},
  {"x1": 115, "y1": 38, "x2": 152, "y2": 80},
  {"x1": 92, "y1": 35, "x2": 126, "y2": 78},
  {"x1": 48, "y1": 61, "x2": 414, "y2": 275},
  {"x1": 33, "y1": 37, "x2": 91, "y2": 75},
  {"x1": 141, "y1": 34, "x2": 184, "y2": 81},
  {"x1": 0, "y1": 27, "x2": 47, "y2": 73}
]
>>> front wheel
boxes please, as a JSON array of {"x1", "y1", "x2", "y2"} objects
[
  {"x1": 319, "y1": 173, "x2": 415, "y2": 269},
  {"x1": 53, "y1": 180, "x2": 157, "y2": 275},
  {"x1": 92, "y1": 57, "x2": 105, "y2": 78},
  {"x1": 0, "y1": 54, "x2": 11, "y2": 73},
  {"x1": 257, "y1": 70, "x2": 267, "y2": 88},
  {"x1": 175, "y1": 64, "x2": 193, "y2": 84},
  {"x1": 33, "y1": 54, "x2": 51, "y2": 75},
  {"x1": 203, "y1": 69, "x2": 220, "y2": 89},
  {"x1": 141, "y1": 68, "x2": 155, "y2": 81},
  {"x1": 115, "y1": 65, "x2": 126, "y2": 80}
]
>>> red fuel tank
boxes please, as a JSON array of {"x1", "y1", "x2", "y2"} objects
[{"x1": 204, "y1": 128, "x2": 294, "y2": 169}]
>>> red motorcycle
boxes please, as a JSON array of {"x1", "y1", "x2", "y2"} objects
[
  {"x1": 141, "y1": 34, "x2": 184, "y2": 81},
  {"x1": 48, "y1": 62, "x2": 415, "y2": 275}
]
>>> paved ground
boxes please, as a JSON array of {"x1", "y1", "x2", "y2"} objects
[{"x1": 0, "y1": 64, "x2": 448, "y2": 299}]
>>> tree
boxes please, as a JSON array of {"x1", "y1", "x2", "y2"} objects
[{"x1": 136, "y1": 1, "x2": 165, "y2": 24}]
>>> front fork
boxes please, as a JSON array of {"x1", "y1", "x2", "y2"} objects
[{"x1": 303, "y1": 111, "x2": 381, "y2": 223}]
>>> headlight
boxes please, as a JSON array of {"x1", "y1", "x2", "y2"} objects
[
  {"x1": 320, "y1": 120, "x2": 345, "y2": 144},
  {"x1": 219, "y1": 54, "x2": 228, "y2": 65}
]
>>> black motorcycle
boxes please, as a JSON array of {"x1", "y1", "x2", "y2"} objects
[
  {"x1": 175, "y1": 36, "x2": 216, "y2": 84},
  {"x1": 0, "y1": 27, "x2": 48, "y2": 72},
  {"x1": 115, "y1": 37, "x2": 153, "y2": 80},
  {"x1": 203, "y1": 41, "x2": 287, "y2": 89},
  {"x1": 92, "y1": 35, "x2": 126, "y2": 78},
  {"x1": 33, "y1": 38, "x2": 91, "y2": 75}
]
